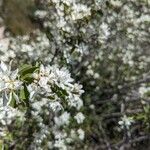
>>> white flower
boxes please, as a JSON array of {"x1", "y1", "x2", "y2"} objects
[
  {"x1": 54, "y1": 139, "x2": 67, "y2": 150},
  {"x1": 52, "y1": 66, "x2": 74, "y2": 89},
  {"x1": 54, "y1": 131, "x2": 67, "y2": 140},
  {"x1": 139, "y1": 86, "x2": 150, "y2": 98},
  {"x1": 33, "y1": 64, "x2": 53, "y2": 92},
  {"x1": 68, "y1": 94, "x2": 83, "y2": 110},
  {"x1": 54, "y1": 111, "x2": 70, "y2": 126},
  {"x1": 71, "y1": 4, "x2": 91, "y2": 20},
  {"x1": 70, "y1": 129, "x2": 76, "y2": 139},
  {"x1": 31, "y1": 98, "x2": 48, "y2": 113},
  {"x1": 27, "y1": 83, "x2": 39, "y2": 100},
  {"x1": 71, "y1": 83, "x2": 84, "y2": 95},
  {"x1": 35, "y1": 10, "x2": 48, "y2": 19},
  {"x1": 118, "y1": 115, "x2": 134, "y2": 129},
  {"x1": 98, "y1": 23, "x2": 110, "y2": 42},
  {"x1": 0, "y1": 38, "x2": 9, "y2": 52},
  {"x1": 0, "y1": 106, "x2": 24, "y2": 125},
  {"x1": 77, "y1": 128, "x2": 85, "y2": 140},
  {"x1": 74, "y1": 112, "x2": 85, "y2": 124},
  {"x1": 50, "y1": 101, "x2": 63, "y2": 112},
  {"x1": 110, "y1": 0, "x2": 122, "y2": 7},
  {"x1": 0, "y1": 61, "x2": 22, "y2": 106},
  {"x1": 0, "y1": 62, "x2": 21, "y2": 91}
]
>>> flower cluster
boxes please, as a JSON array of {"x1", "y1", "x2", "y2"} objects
[
  {"x1": 0, "y1": 0, "x2": 149, "y2": 149},
  {"x1": 0, "y1": 61, "x2": 85, "y2": 149}
]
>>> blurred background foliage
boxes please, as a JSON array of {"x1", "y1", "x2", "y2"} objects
[{"x1": 0, "y1": 0, "x2": 37, "y2": 35}]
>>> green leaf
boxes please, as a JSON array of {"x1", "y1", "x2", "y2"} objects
[
  {"x1": 21, "y1": 73, "x2": 34, "y2": 83},
  {"x1": 19, "y1": 85, "x2": 29, "y2": 107},
  {"x1": 19, "y1": 64, "x2": 38, "y2": 77},
  {"x1": 20, "y1": 87, "x2": 26, "y2": 100},
  {"x1": 0, "y1": 140, "x2": 3, "y2": 150},
  {"x1": 9, "y1": 93, "x2": 16, "y2": 108}
]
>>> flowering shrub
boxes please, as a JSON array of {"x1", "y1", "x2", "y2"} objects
[
  {"x1": 0, "y1": 61, "x2": 84, "y2": 149},
  {"x1": 0, "y1": 0, "x2": 149, "y2": 149}
]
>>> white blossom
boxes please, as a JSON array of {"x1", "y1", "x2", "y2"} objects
[
  {"x1": 54, "y1": 111, "x2": 70, "y2": 126},
  {"x1": 118, "y1": 115, "x2": 134, "y2": 129},
  {"x1": 0, "y1": 61, "x2": 22, "y2": 106},
  {"x1": 77, "y1": 128, "x2": 85, "y2": 140},
  {"x1": 74, "y1": 112, "x2": 85, "y2": 124}
]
